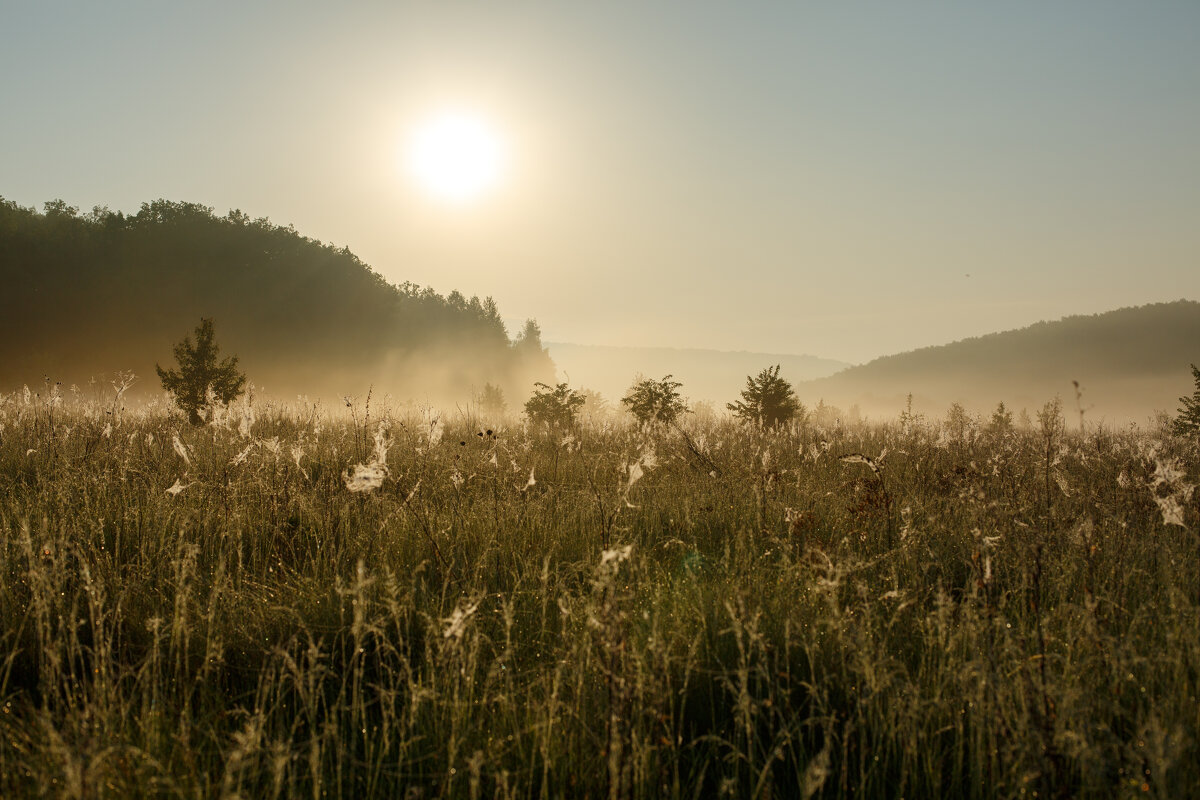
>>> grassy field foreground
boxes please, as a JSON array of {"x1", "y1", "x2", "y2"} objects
[{"x1": 0, "y1": 388, "x2": 1198, "y2": 798}]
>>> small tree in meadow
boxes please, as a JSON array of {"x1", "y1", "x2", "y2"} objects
[
  {"x1": 987, "y1": 401, "x2": 1014, "y2": 436},
  {"x1": 727, "y1": 365, "x2": 802, "y2": 427},
  {"x1": 1173, "y1": 363, "x2": 1200, "y2": 436},
  {"x1": 524, "y1": 381, "x2": 585, "y2": 430},
  {"x1": 622, "y1": 374, "x2": 688, "y2": 427},
  {"x1": 156, "y1": 318, "x2": 246, "y2": 425},
  {"x1": 944, "y1": 402, "x2": 972, "y2": 445}
]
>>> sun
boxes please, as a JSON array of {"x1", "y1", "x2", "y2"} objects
[{"x1": 405, "y1": 112, "x2": 506, "y2": 204}]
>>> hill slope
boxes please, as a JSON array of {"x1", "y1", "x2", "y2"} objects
[
  {"x1": 0, "y1": 198, "x2": 554, "y2": 402},
  {"x1": 798, "y1": 301, "x2": 1200, "y2": 422},
  {"x1": 546, "y1": 342, "x2": 849, "y2": 407}
]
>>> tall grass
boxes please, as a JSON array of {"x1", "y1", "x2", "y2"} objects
[{"x1": 0, "y1": 386, "x2": 1197, "y2": 798}]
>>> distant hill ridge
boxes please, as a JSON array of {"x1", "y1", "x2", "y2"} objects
[
  {"x1": 799, "y1": 300, "x2": 1200, "y2": 422},
  {"x1": 0, "y1": 197, "x2": 554, "y2": 400}
]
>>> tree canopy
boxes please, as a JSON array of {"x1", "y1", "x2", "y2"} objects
[{"x1": 0, "y1": 197, "x2": 553, "y2": 399}]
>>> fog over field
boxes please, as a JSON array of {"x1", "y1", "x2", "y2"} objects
[
  {"x1": 3, "y1": 3, "x2": 1200, "y2": 799},
  {"x1": 4, "y1": 194, "x2": 1194, "y2": 424},
  {"x1": 543, "y1": 342, "x2": 850, "y2": 409}
]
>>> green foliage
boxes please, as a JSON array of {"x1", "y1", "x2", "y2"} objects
[
  {"x1": 523, "y1": 381, "x2": 584, "y2": 429},
  {"x1": 155, "y1": 318, "x2": 246, "y2": 424},
  {"x1": 621, "y1": 373, "x2": 688, "y2": 426},
  {"x1": 727, "y1": 364, "x2": 802, "y2": 427},
  {"x1": 1173, "y1": 363, "x2": 1200, "y2": 436},
  {"x1": 0, "y1": 196, "x2": 548, "y2": 396}
]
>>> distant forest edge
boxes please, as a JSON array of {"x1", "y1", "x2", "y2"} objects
[
  {"x1": 797, "y1": 300, "x2": 1200, "y2": 423},
  {"x1": 0, "y1": 197, "x2": 555, "y2": 403}
]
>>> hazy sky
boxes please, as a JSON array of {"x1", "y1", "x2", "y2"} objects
[{"x1": 3, "y1": 2, "x2": 1198, "y2": 363}]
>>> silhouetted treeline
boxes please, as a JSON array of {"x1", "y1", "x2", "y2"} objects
[{"x1": 0, "y1": 198, "x2": 554, "y2": 400}]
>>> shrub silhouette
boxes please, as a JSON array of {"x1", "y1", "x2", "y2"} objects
[
  {"x1": 621, "y1": 374, "x2": 687, "y2": 426},
  {"x1": 987, "y1": 401, "x2": 1015, "y2": 438},
  {"x1": 524, "y1": 381, "x2": 584, "y2": 429},
  {"x1": 1173, "y1": 363, "x2": 1200, "y2": 436},
  {"x1": 156, "y1": 318, "x2": 246, "y2": 424},
  {"x1": 727, "y1": 365, "x2": 802, "y2": 427}
]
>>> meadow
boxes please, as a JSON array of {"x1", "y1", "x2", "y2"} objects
[{"x1": 0, "y1": 384, "x2": 1197, "y2": 799}]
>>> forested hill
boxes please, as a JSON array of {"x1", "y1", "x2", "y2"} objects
[
  {"x1": 798, "y1": 300, "x2": 1200, "y2": 422},
  {"x1": 0, "y1": 198, "x2": 554, "y2": 402}
]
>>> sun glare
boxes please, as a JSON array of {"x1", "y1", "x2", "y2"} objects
[{"x1": 406, "y1": 112, "x2": 505, "y2": 204}]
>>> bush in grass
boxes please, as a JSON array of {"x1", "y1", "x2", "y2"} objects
[
  {"x1": 727, "y1": 364, "x2": 802, "y2": 427},
  {"x1": 621, "y1": 374, "x2": 688, "y2": 427},
  {"x1": 524, "y1": 381, "x2": 584, "y2": 429}
]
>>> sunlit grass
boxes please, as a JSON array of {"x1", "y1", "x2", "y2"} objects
[{"x1": 0, "y1": 385, "x2": 1197, "y2": 798}]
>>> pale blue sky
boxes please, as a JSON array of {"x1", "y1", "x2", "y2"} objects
[{"x1": 3, "y1": 2, "x2": 1198, "y2": 362}]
